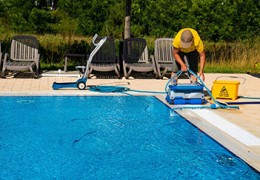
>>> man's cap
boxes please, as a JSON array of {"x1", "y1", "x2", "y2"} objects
[{"x1": 181, "y1": 30, "x2": 193, "y2": 48}]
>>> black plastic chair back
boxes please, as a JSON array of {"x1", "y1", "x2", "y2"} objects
[
  {"x1": 91, "y1": 37, "x2": 117, "y2": 63},
  {"x1": 123, "y1": 38, "x2": 147, "y2": 63}
]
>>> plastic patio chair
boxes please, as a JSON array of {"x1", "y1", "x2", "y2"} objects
[
  {"x1": 0, "y1": 42, "x2": 2, "y2": 67},
  {"x1": 88, "y1": 37, "x2": 120, "y2": 78},
  {"x1": 1, "y1": 35, "x2": 40, "y2": 78},
  {"x1": 151, "y1": 38, "x2": 178, "y2": 79},
  {"x1": 122, "y1": 37, "x2": 158, "y2": 79}
]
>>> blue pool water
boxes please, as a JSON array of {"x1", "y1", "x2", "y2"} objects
[{"x1": 0, "y1": 96, "x2": 259, "y2": 179}]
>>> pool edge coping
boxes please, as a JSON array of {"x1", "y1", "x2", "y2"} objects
[{"x1": 155, "y1": 95, "x2": 260, "y2": 172}]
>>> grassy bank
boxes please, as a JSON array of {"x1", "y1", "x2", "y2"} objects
[{"x1": 204, "y1": 40, "x2": 259, "y2": 73}]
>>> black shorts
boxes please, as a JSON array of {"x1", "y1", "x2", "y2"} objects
[{"x1": 175, "y1": 50, "x2": 199, "y2": 74}]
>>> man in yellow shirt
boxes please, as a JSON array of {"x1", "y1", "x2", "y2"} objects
[{"x1": 172, "y1": 28, "x2": 206, "y2": 82}]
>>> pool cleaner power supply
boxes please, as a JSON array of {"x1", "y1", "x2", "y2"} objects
[{"x1": 166, "y1": 83, "x2": 206, "y2": 105}]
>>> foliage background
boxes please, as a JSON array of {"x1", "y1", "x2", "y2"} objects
[
  {"x1": 0, "y1": 0, "x2": 259, "y2": 72},
  {"x1": 0, "y1": 0, "x2": 259, "y2": 40}
]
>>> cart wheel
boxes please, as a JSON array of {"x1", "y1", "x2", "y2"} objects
[{"x1": 77, "y1": 82, "x2": 86, "y2": 90}]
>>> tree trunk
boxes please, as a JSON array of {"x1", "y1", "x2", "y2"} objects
[
  {"x1": 124, "y1": 16, "x2": 131, "y2": 39},
  {"x1": 124, "y1": 0, "x2": 131, "y2": 39}
]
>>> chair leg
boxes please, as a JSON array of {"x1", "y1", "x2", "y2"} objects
[
  {"x1": 34, "y1": 71, "x2": 40, "y2": 79},
  {"x1": 115, "y1": 64, "x2": 121, "y2": 78},
  {"x1": 157, "y1": 66, "x2": 162, "y2": 79},
  {"x1": 153, "y1": 67, "x2": 159, "y2": 79},
  {"x1": 122, "y1": 63, "x2": 133, "y2": 78},
  {"x1": 160, "y1": 68, "x2": 168, "y2": 79},
  {"x1": 126, "y1": 66, "x2": 133, "y2": 78},
  {"x1": 1, "y1": 69, "x2": 6, "y2": 78},
  {"x1": 36, "y1": 62, "x2": 41, "y2": 77},
  {"x1": 29, "y1": 66, "x2": 37, "y2": 78},
  {"x1": 122, "y1": 62, "x2": 128, "y2": 78},
  {"x1": 64, "y1": 56, "x2": 68, "y2": 72}
]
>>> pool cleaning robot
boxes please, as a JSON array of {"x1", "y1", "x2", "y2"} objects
[
  {"x1": 166, "y1": 82, "x2": 206, "y2": 104},
  {"x1": 165, "y1": 70, "x2": 206, "y2": 105},
  {"x1": 52, "y1": 34, "x2": 107, "y2": 90}
]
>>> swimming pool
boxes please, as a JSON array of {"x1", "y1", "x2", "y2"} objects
[{"x1": 0, "y1": 96, "x2": 259, "y2": 179}]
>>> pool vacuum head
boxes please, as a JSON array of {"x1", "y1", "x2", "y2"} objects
[
  {"x1": 52, "y1": 78, "x2": 87, "y2": 90},
  {"x1": 166, "y1": 83, "x2": 206, "y2": 104}
]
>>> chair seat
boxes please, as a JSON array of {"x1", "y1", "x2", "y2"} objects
[
  {"x1": 5, "y1": 61, "x2": 36, "y2": 71},
  {"x1": 159, "y1": 62, "x2": 174, "y2": 69},
  {"x1": 91, "y1": 63, "x2": 117, "y2": 72},
  {"x1": 127, "y1": 63, "x2": 154, "y2": 72},
  {"x1": 128, "y1": 63, "x2": 153, "y2": 67}
]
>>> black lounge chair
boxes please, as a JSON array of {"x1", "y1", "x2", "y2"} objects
[
  {"x1": 88, "y1": 37, "x2": 120, "y2": 78},
  {"x1": 122, "y1": 38, "x2": 158, "y2": 79}
]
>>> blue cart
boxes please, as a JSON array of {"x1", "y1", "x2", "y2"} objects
[{"x1": 52, "y1": 34, "x2": 107, "y2": 90}]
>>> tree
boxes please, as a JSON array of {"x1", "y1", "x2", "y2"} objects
[
  {"x1": 0, "y1": 0, "x2": 36, "y2": 33},
  {"x1": 124, "y1": 0, "x2": 131, "y2": 39},
  {"x1": 101, "y1": 2, "x2": 124, "y2": 38},
  {"x1": 0, "y1": 0, "x2": 259, "y2": 41},
  {"x1": 29, "y1": 8, "x2": 53, "y2": 34}
]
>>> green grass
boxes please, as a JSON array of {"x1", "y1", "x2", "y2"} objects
[
  {"x1": 41, "y1": 62, "x2": 259, "y2": 74},
  {"x1": 203, "y1": 38, "x2": 260, "y2": 74},
  {"x1": 205, "y1": 62, "x2": 260, "y2": 74},
  {"x1": 205, "y1": 65, "x2": 251, "y2": 73}
]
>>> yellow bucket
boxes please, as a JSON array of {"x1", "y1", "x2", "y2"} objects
[
  {"x1": 212, "y1": 80, "x2": 240, "y2": 100},
  {"x1": 211, "y1": 76, "x2": 246, "y2": 100}
]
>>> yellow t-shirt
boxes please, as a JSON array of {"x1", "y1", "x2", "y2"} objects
[{"x1": 172, "y1": 28, "x2": 204, "y2": 53}]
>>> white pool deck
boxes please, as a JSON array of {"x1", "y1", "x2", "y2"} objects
[{"x1": 0, "y1": 72, "x2": 259, "y2": 172}]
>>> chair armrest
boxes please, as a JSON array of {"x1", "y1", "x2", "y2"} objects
[
  {"x1": 36, "y1": 53, "x2": 40, "y2": 66},
  {"x1": 3, "y1": 53, "x2": 9, "y2": 65},
  {"x1": 150, "y1": 55, "x2": 158, "y2": 65},
  {"x1": 150, "y1": 54, "x2": 163, "y2": 79},
  {"x1": 36, "y1": 53, "x2": 40, "y2": 61}
]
